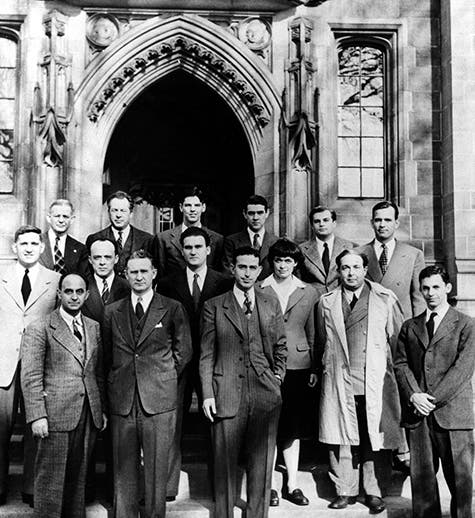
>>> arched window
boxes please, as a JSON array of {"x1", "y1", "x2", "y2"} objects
[
  {"x1": 337, "y1": 42, "x2": 391, "y2": 198},
  {"x1": 0, "y1": 32, "x2": 18, "y2": 193}
]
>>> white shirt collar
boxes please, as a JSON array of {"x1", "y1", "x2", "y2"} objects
[
  {"x1": 261, "y1": 274, "x2": 305, "y2": 313},
  {"x1": 15, "y1": 261, "x2": 40, "y2": 290},
  {"x1": 181, "y1": 222, "x2": 202, "y2": 233},
  {"x1": 316, "y1": 234, "x2": 335, "y2": 256},
  {"x1": 186, "y1": 265, "x2": 207, "y2": 293},
  {"x1": 48, "y1": 227, "x2": 67, "y2": 250},
  {"x1": 233, "y1": 285, "x2": 255, "y2": 310},
  {"x1": 94, "y1": 271, "x2": 115, "y2": 291},
  {"x1": 111, "y1": 225, "x2": 130, "y2": 243},
  {"x1": 247, "y1": 226, "x2": 265, "y2": 244},
  {"x1": 131, "y1": 288, "x2": 154, "y2": 313},
  {"x1": 425, "y1": 302, "x2": 450, "y2": 333},
  {"x1": 59, "y1": 306, "x2": 83, "y2": 334},
  {"x1": 343, "y1": 284, "x2": 364, "y2": 304},
  {"x1": 374, "y1": 238, "x2": 396, "y2": 261}
]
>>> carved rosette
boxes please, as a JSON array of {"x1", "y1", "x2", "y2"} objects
[{"x1": 87, "y1": 36, "x2": 270, "y2": 129}]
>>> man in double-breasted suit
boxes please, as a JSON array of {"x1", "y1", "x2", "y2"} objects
[
  {"x1": 395, "y1": 265, "x2": 475, "y2": 518},
  {"x1": 200, "y1": 246, "x2": 287, "y2": 518},
  {"x1": 40, "y1": 199, "x2": 88, "y2": 276},
  {"x1": 156, "y1": 226, "x2": 232, "y2": 500},
  {"x1": 149, "y1": 188, "x2": 224, "y2": 278},
  {"x1": 299, "y1": 206, "x2": 354, "y2": 298},
  {"x1": 85, "y1": 191, "x2": 152, "y2": 277},
  {"x1": 223, "y1": 195, "x2": 278, "y2": 280},
  {"x1": 103, "y1": 250, "x2": 192, "y2": 518},
  {"x1": 0, "y1": 225, "x2": 60, "y2": 505},
  {"x1": 21, "y1": 273, "x2": 106, "y2": 518}
]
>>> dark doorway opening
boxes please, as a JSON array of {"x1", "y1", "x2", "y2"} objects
[{"x1": 104, "y1": 70, "x2": 254, "y2": 236}]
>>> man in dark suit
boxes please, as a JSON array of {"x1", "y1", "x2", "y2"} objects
[
  {"x1": 156, "y1": 226, "x2": 232, "y2": 500},
  {"x1": 21, "y1": 273, "x2": 106, "y2": 518},
  {"x1": 223, "y1": 195, "x2": 278, "y2": 280},
  {"x1": 81, "y1": 238, "x2": 130, "y2": 502},
  {"x1": 299, "y1": 206, "x2": 354, "y2": 297},
  {"x1": 40, "y1": 199, "x2": 88, "y2": 275},
  {"x1": 149, "y1": 187, "x2": 224, "y2": 278},
  {"x1": 395, "y1": 265, "x2": 475, "y2": 518},
  {"x1": 103, "y1": 250, "x2": 192, "y2": 518},
  {"x1": 200, "y1": 246, "x2": 287, "y2": 518},
  {"x1": 85, "y1": 191, "x2": 153, "y2": 277}
]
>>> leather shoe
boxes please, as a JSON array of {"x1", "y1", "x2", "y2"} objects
[
  {"x1": 283, "y1": 488, "x2": 309, "y2": 506},
  {"x1": 393, "y1": 456, "x2": 410, "y2": 474},
  {"x1": 269, "y1": 489, "x2": 279, "y2": 506},
  {"x1": 328, "y1": 495, "x2": 357, "y2": 509},
  {"x1": 22, "y1": 492, "x2": 34, "y2": 508},
  {"x1": 166, "y1": 496, "x2": 176, "y2": 502},
  {"x1": 365, "y1": 495, "x2": 386, "y2": 514},
  {"x1": 0, "y1": 494, "x2": 6, "y2": 506}
]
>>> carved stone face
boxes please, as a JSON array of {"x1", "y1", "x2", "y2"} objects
[{"x1": 87, "y1": 15, "x2": 119, "y2": 48}]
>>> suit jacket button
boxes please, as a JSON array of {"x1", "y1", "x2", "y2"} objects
[
  {"x1": 79, "y1": 393, "x2": 84, "y2": 397},
  {"x1": 239, "y1": 374, "x2": 244, "y2": 378},
  {"x1": 135, "y1": 354, "x2": 139, "y2": 358},
  {"x1": 239, "y1": 357, "x2": 243, "y2": 361}
]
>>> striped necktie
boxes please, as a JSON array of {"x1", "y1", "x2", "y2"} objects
[{"x1": 54, "y1": 236, "x2": 66, "y2": 275}]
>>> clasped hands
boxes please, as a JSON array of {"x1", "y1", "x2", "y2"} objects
[{"x1": 410, "y1": 392, "x2": 436, "y2": 416}]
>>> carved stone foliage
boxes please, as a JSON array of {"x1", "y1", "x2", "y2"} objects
[{"x1": 87, "y1": 36, "x2": 271, "y2": 130}]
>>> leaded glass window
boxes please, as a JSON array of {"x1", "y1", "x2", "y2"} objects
[
  {"x1": 0, "y1": 34, "x2": 17, "y2": 193},
  {"x1": 337, "y1": 44, "x2": 387, "y2": 198}
]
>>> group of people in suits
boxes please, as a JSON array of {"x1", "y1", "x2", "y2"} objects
[{"x1": 0, "y1": 188, "x2": 472, "y2": 518}]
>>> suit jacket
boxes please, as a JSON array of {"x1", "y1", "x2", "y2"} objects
[
  {"x1": 103, "y1": 293, "x2": 192, "y2": 416},
  {"x1": 149, "y1": 225, "x2": 224, "y2": 278},
  {"x1": 223, "y1": 229, "x2": 279, "y2": 280},
  {"x1": 20, "y1": 309, "x2": 104, "y2": 432},
  {"x1": 82, "y1": 274, "x2": 130, "y2": 325},
  {"x1": 0, "y1": 264, "x2": 59, "y2": 388},
  {"x1": 40, "y1": 233, "x2": 88, "y2": 275},
  {"x1": 156, "y1": 268, "x2": 232, "y2": 351},
  {"x1": 299, "y1": 235, "x2": 355, "y2": 298},
  {"x1": 395, "y1": 307, "x2": 475, "y2": 430},
  {"x1": 257, "y1": 279, "x2": 318, "y2": 370},
  {"x1": 85, "y1": 225, "x2": 153, "y2": 276},
  {"x1": 199, "y1": 289, "x2": 287, "y2": 418},
  {"x1": 357, "y1": 240, "x2": 426, "y2": 320}
]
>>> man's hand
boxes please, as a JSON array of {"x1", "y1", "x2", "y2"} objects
[
  {"x1": 308, "y1": 373, "x2": 318, "y2": 388},
  {"x1": 410, "y1": 393, "x2": 436, "y2": 416},
  {"x1": 203, "y1": 398, "x2": 216, "y2": 422},
  {"x1": 101, "y1": 413, "x2": 108, "y2": 432},
  {"x1": 32, "y1": 418, "x2": 49, "y2": 439}
]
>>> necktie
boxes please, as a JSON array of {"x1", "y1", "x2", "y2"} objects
[
  {"x1": 244, "y1": 291, "x2": 252, "y2": 317},
  {"x1": 322, "y1": 242, "x2": 330, "y2": 275},
  {"x1": 426, "y1": 312, "x2": 437, "y2": 342},
  {"x1": 73, "y1": 317, "x2": 83, "y2": 342},
  {"x1": 350, "y1": 293, "x2": 358, "y2": 310},
  {"x1": 54, "y1": 236, "x2": 66, "y2": 275},
  {"x1": 252, "y1": 233, "x2": 260, "y2": 251},
  {"x1": 135, "y1": 297, "x2": 144, "y2": 320},
  {"x1": 101, "y1": 278, "x2": 110, "y2": 304},
  {"x1": 379, "y1": 244, "x2": 388, "y2": 274},
  {"x1": 21, "y1": 268, "x2": 31, "y2": 305},
  {"x1": 117, "y1": 231, "x2": 123, "y2": 251},
  {"x1": 192, "y1": 273, "x2": 201, "y2": 310}
]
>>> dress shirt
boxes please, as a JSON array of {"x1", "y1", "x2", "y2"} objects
[
  {"x1": 131, "y1": 288, "x2": 154, "y2": 314},
  {"x1": 94, "y1": 272, "x2": 115, "y2": 293},
  {"x1": 316, "y1": 234, "x2": 335, "y2": 260},
  {"x1": 111, "y1": 225, "x2": 130, "y2": 245},
  {"x1": 247, "y1": 227, "x2": 265, "y2": 248},
  {"x1": 59, "y1": 306, "x2": 84, "y2": 337},
  {"x1": 186, "y1": 265, "x2": 207, "y2": 295},
  {"x1": 14, "y1": 261, "x2": 40, "y2": 289},
  {"x1": 48, "y1": 228, "x2": 66, "y2": 256},
  {"x1": 425, "y1": 303, "x2": 450, "y2": 335},
  {"x1": 343, "y1": 284, "x2": 364, "y2": 305},
  {"x1": 233, "y1": 285, "x2": 255, "y2": 312},
  {"x1": 261, "y1": 274, "x2": 305, "y2": 314},
  {"x1": 374, "y1": 238, "x2": 396, "y2": 263}
]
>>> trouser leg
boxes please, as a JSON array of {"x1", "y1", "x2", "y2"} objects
[
  {"x1": 0, "y1": 369, "x2": 19, "y2": 496},
  {"x1": 328, "y1": 445, "x2": 359, "y2": 497}
]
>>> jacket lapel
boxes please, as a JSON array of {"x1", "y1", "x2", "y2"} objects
[
  {"x1": 344, "y1": 284, "x2": 369, "y2": 330},
  {"x1": 136, "y1": 294, "x2": 168, "y2": 348},
  {"x1": 25, "y1": 266, "x2": 57, "y2": 311},
  {"x1": 83, "y1": 317, "x2": 97, "y2": 367},
  {"x1": 1, "y1": 266, "x2": 24, "y2": 310},
  {"x1": 302, "y1": 240, "x2": 325, "y2": 275},
  {"x1": 169, "y1": 226, "x2": 183, "y2": 256},
  {"x1": 174, "y1": 271, "x2": 194, "y2": 310},
  {"x1": 285, "y1": 286, "x2": 305, "y2": 314},
  {"x1": 201, "y1": 270, "x2": 218, "y2": 304},
  {"x1": 51, "y1": 310, "x2": 85, "y2": 366},
  {"x1": 41, "y1": 233, "x2": 54, "y2": 269},
  {"x1": 223, "y1": 291, "x2": 244, "y2": 338},
  {"x1": 430, "y1": 307, "x2": 458, "y2": 347},
  {"x1": 114, "y1": 298, "x2": 135, "y2": 348},
  {"x1": 412, "y1": 312, "x2": 429, "y2": 349},
  {"x1": 364, "y1": 242, "x2": 383, "y2": 283},
  {"x1": 326, "y1": 288, "x2": 350, "y2": 362}
]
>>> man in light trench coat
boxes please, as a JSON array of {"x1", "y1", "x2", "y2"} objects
[{"x1": 316, "y1": 249, "x2": 405, "y2": 514}]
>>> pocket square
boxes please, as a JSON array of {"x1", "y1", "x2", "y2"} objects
[{"x1": 155, "y1": 322, "x2": 163, "y2": 328}]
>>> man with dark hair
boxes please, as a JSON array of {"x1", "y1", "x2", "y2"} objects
[
  {"x1": 156, "y1": 226, "x2": 232, "y2": 500},
  {"x1": 40, "y1": 199, "x2": 88, "y2": 275},
  {"x1": 299, "y1": 206, "x2": 354, "y2": 297},
  {"x1": 85, "y1": 191, "x2": 153, "y2": 277},
  {"x1": 21, "y1": 272, "x2": 106, "y2": 518},
  {"x1": 0, "y1": 225, "x2": 60, "y2": 506},
  {"x1": 223, "y1": 195, "x2": 278, "y2": 280},
  {"x1": 317, "y1": 249, "x2": 404, "y2": 514},
  {"x1": 395, "y1": 266, "x2": 475, "y2": 518},
  {"x1": 200, "y1": 245, "x2": 287, "y2": 518},
  {"x1": 103, "y1": 249, "x2": 192, "y2": 518},
  {"x1": 149, "y1": 187, "x2": 224, "y2": 278}
]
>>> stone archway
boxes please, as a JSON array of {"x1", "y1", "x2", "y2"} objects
[{"x1": 69, "y1": 13, "x2": 282, "y2": 236}]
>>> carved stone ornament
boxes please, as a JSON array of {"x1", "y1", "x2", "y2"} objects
[
  {"x1": 86, "y1": 14, "x2": 120, "y2": 48},
  {"x1": 38, "y1": 107, "x2": 67, "y2": 167},
  {"x1": 238, "y1": 18, "x2": 271, "y2": 51},
  {"x1": 87, "y1": 37, "x2": 270, "y2": 129}
]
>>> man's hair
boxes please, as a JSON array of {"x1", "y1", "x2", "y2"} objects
[
  {"x1": 268, "y1": 238, "x2": 303, "y2": 267},
  {"x1": 232, "y1": 245, "x2": 261, "y2": 265},
  {"x1": 106, "y1": 190, "x2": 134, "y2": 211},
  {"x1": 126, "y1": 249, "x2": 154, "y2": 266},
  {"x1": 244, "y1": 195, "x2": 268, "y2": 212},
  {"x1": 336, "y1": 249, "x2": 369, "y2": 269},
  {"x1": 419, "y1": 265, "x2": 450, "y2": 285},
  {"x1": 181, "y1": 186, "x2": 205, "y2": 204},
  {"x1": 48, "y1": 199, "x2": 74, "y2": 213},
  {"x1": 58, "y1": 272, "x2": 89, "y2": 290},
  {"x1": 180, "y1": 226, "x2": 210, "y2": 247},
  {"x1": 371, "y1": 201, "x2": 399, "y2": 220},
  {"x1": 88, "y1": 237, "x2": 119, "y2": 256},
  {"x1": 308, "y1": 205, "x2": 337, "y2": 222},
  {"x1": 14, "y1": 225, "x2": 42, "y2": 242}
]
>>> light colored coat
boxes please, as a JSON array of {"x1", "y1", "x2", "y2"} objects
[
  {"x1": 0, "y1": 264, "x2": 59, "y2": 387},
  {"x1": 317, "y1": 280, "x2": 404, "y2": 451}
]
